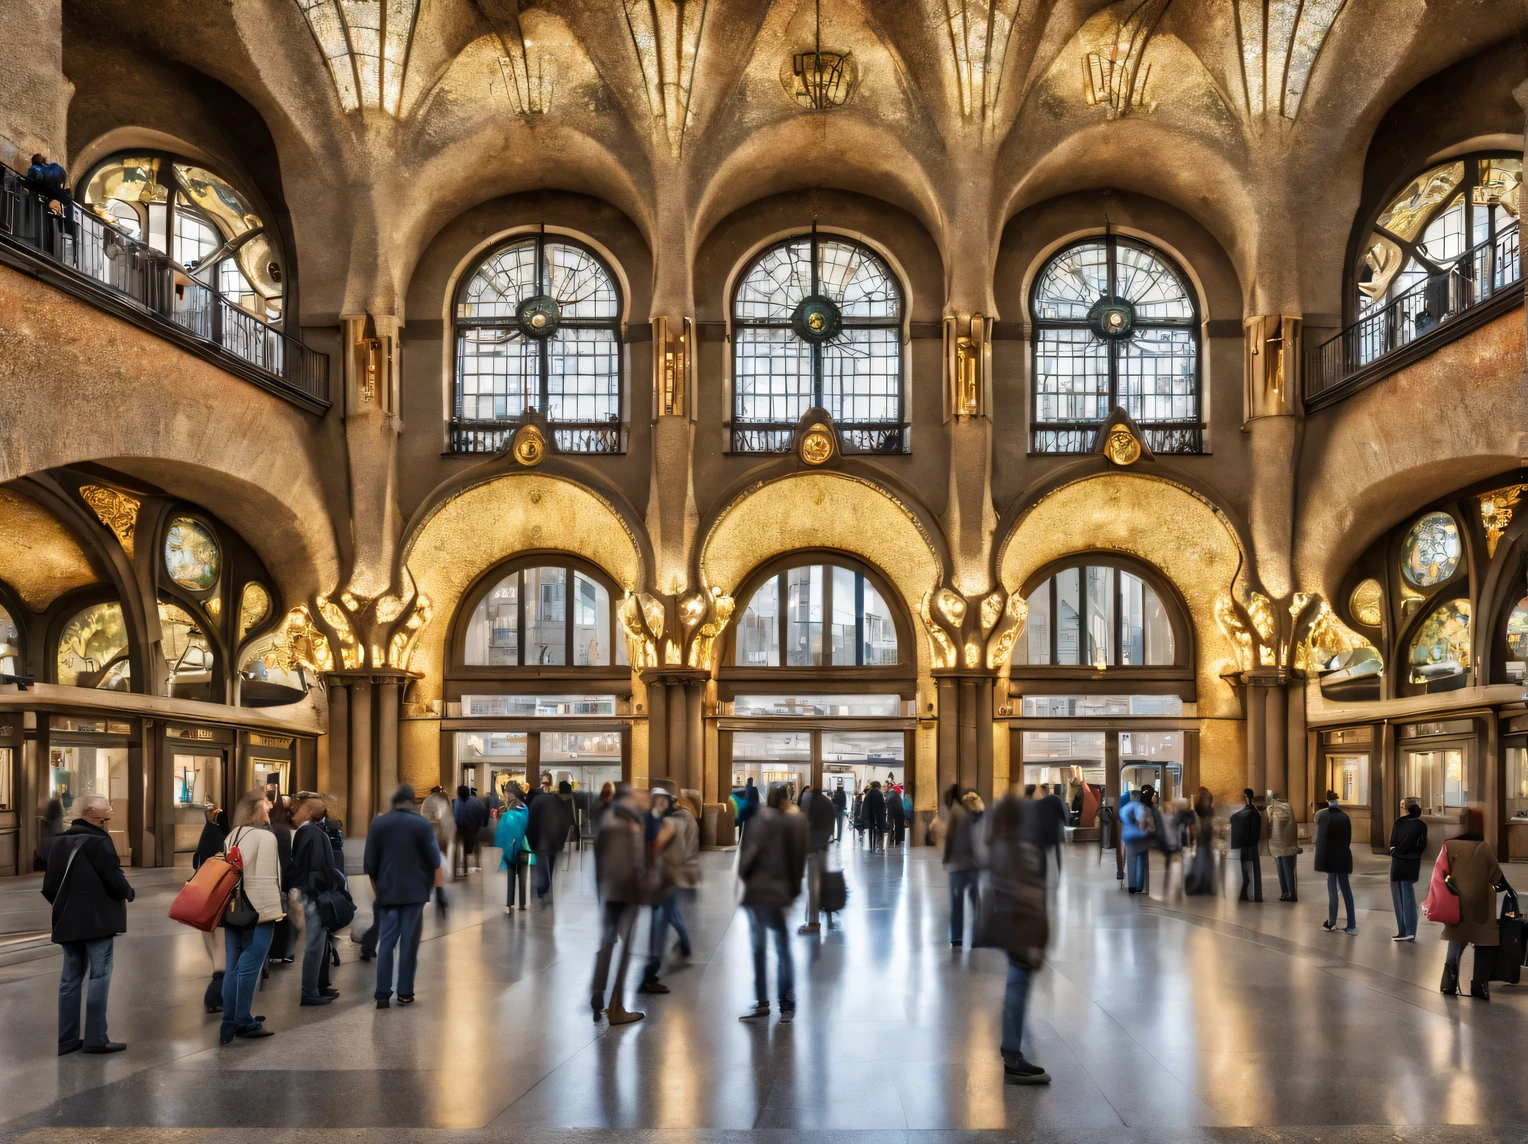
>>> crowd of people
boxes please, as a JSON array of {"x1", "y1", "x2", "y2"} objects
[{"x1": 34, "y1": 771, "x2": 1518, "y2": 1081}]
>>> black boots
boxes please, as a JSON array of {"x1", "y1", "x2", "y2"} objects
[
  {"x1": 204, "y1": 970, "x2": 225, "y2": 1013},
  {"x1": 1440, "y1": 963, "x2": 1460, "y2": 996}
]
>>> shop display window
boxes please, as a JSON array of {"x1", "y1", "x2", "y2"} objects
[
  {"x1": 174, "y1": 752, "x2": 221, "y2": 807},
  {"x1": 1407, "y1": 598, "x2": 1470, "y2": 683},
  {"x1": 49, "y1": 743, "x2": 127, "y2": 817},
  {"x1": 56, "y1": 601, "x2": 131, "y2": 690},
  {"x1": 159, "y1": 601, "x2": 215, "y2": 698},
  {"x1": 0, "y1": 606, "x2": 19, "y2": 676},
  {"x1": 1506, "y1": 746, "x2": 1528, "y2": 821},
  {"x1": 1325, "y1": 753, "x2": 1370, "y2": 806}
]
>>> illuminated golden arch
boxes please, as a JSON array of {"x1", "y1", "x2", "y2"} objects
[
  {"x1": 402, "y1": 472, "x2": 645, "y2": 700},
  {"x1": 996, "y1": 472, "x2": 1249, "y2": 719},
  {"x1": 699, "y1": 471, "x2": 944, "y2": 677}
]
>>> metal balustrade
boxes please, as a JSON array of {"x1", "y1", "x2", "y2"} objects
[
  {"x1": 1029, "y1": 423, "x2": 1204, "y2": 455},
  {"x1": 0, "y1": 164, "x2": 329, "y2": 410},
  {"x1": 728, "y1": 423, "x2": 909, "y2": 455},
  {"x1": 448, "y1": 419, "x2": 625, "y2": 455},
  {"x1": 1308, "y1": 228, "x2": 1522, "y2": 407}
]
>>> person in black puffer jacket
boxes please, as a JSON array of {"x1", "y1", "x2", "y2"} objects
[
  {"x1": 292, "y1": 795, "x2": 345, "y2": 1005},
  {"x1": 1388, "y1": 799, "x2": 1428, "y2": 941}
]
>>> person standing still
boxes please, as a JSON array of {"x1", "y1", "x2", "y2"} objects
[
  {"x1": 1388, "y1": 798, "x2": 1427, "y2": 941},
  {"x1": 738, "y1": 785, "x2": 808, "y2": 1022},
  {"x1": 1119, "y1": 785, "x2": 1156, "y2": 894},
  {"x1": 219, "y1": 791, "x2": 285, "y2": 1044},
  {"x1": 831, "y1": 782, "x2": 847, "y2": 843},
  {"x1": 494, "y1": 784, "x2": 531, "y2": 911},
  {"x1": 291, "y1": 795, "x2": 343, "y2": 1006},
  {"x1": 42, "y1": 793, "x2": 135, "y2": 1055},
  {"x1": 1265, "y1": 792, "x2": 1299, "y2": 902},
  {"x1": 1315, "y1": 790, "x2": 1356, "y2": 934},
  {"x1": 800, "y1": 784, "x2": 837, "y2": 934},
  {"x1": 364, "y1": 785, "x2": 442, "y2": 1008},
  {"x1": 865, "y1": 782, "x2": 888, "y2": 853},
  {"x1": 1230, "y1": 789, "x2": 1263, "y2": 902}
]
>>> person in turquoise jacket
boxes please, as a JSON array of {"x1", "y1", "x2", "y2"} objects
[{"x1": 495, "y1": 786, "x2": 532, "y2": 911}]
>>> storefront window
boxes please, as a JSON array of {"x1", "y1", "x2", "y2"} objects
[
  {"x1": 731, "y1": 731, "x2": 810, "y2": 798},
  {"x1": 1408, "y1": 598, "x2": 1471, "y2": 684},
  {"x1": 56, "y1": 601, "x2": 131, "y2": 690},
  {"x1": 49, "y1": 743, "x2": 127, "y2": 820},
  {"x1": 1507, "y1": 746, "x2": 1528, "y2": 821},
  {"x1": 174, "y1": 752, "x2": 221, "y2": 807},
  {"x1": 1402, "y1": 747, "x2": 1468, "y2": 815},
  {"x1": 1020, "y1": 694, "x2": 1184, "y2": 717},
  {"x1": 820, "y1": 730, "x2": 904, "y2": 799},
  {"x1": 1022, "y1": 730, "x2": 1106, "y2": 789},
  {"x1": 1325, "y1": 753, "x2": 1370, "y2": 806},
  {"x1": 540, "y1": 731, "x2": 622, "y2": 795}
]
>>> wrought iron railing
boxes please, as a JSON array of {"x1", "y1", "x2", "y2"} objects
[
  {"x1": 0, "y1": 164, "x2": 328, "y2": 408},
  {"x1": 1030, "y1": 423, "x2": 1204, "y2": 454},
  {"x1": 1308, "y1": 228, "x2": 1522, "y2": 403},
  {"x1": 729, "y1": 422, "x2": 909, "y2": 454},
  {"x1": 448, "y1": 419, "x2": 625, "y2": 454}
]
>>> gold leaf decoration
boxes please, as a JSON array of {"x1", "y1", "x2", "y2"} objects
[
  {"x1": 79, "y1": 484, "x2": 139, "y2": 561},
  {"x1": 919, "y1": 591, "x2": 958, "y2": 669},
  {"x1": 239, "y1": 583, "x2": 271, "y2": 640},
  {"x1": 268, "y1": 605, "x2": 334, "y2": 674},
  {"x1": 1480, "y1": 485, "x2": 1526, "y2": 558}
]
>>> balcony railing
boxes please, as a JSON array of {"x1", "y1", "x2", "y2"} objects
[
  {"x1": 729, "y1": 422, "x2": 909, "y2": 454},
  {"x1": 1308, "y1": 228, "x2": 1522, "y2": 407},
  {"x1": 0, "y1": 165, "x2": 328, "y2": 411},
  {"x1": 1030, "y1": 423, "x2": 1204, "y2": 455},
  {"x1": 449, "y1": 419, "x2": 625, "y2": 454}
]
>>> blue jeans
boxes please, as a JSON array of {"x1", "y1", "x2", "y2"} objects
[
  {"x1": 221, "y1": 922, "x2": 275, "y2": 1040},
  {"x1": 1001, "y1": 956, "x2": 1032, "y2": 1063},
  {"x1": 1391, "y1": 880, "x2": 1418, "y2": 937},
  {"x1": 1128, "y1": 847, "x2": 1150, "y2": 892},
  {"x1": 745, "y1": 903, "x2": 794, "y2": 1009},
  {"x1": 643, "y1": 893, "x2": 693, "y2": 983},
  {"x1": 58, "y1": 937, "x2": 114, "y2": 1047},
  {"x1": 375, "y1": 903, "x2": 425, "y2": 1000},
  {"x1": 1275, "y1": 855, "x2": 1297, "y2": 897},
  {"x1": 1327, "y1": 872, "x2": 1355, "y2": 929},
  {"x1": 949, "y1": 869, "x2": 979, "y2": 943}
]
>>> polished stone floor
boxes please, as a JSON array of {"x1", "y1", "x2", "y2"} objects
[{"x1": 1, "y1": 836, "x2": 1526, "y2": 1143}]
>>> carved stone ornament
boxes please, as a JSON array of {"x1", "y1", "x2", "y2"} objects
[
  {"x1": 512, "y1": 424, "x2": 547, "y2": 467},
  {"x1": 79, "y1": 484, "x2": 140, "y2": 558},
  {"x1": 1103, "y1": 424, "x2": 1142, "y2": 466},
  {"x1": 800, "y1": 423, "x2": 834, "y2": 466},
  {"x1": 1480, "y1": 485, "x2": 1526, "y2": 558}
]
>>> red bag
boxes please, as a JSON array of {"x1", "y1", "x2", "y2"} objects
[
  {"x1": 1422, "y1": 845, "x2": 1460, "y2": 926},
  {"x1": 168, "y1": 849, "x2": 243, "y2": 932}
]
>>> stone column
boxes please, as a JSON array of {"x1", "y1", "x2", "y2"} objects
[
  {"x1": 1265, "y1": 683, "x2": 1288, "y2": 800},
  {"x1": 1246, "y1": 682, "x2": 1267, "y2": 795},
  {"x1": 975, "y1": 677, "x2": 995, "y2": 803},
  {"x1": 666, "y1": 678, "x2": 688, "y2": 789},
  {"x1": 1287, "y1": 682, "x2": 1308, "y2": 820},
  {"x1": 685, "y1": 679, "x2": 705, "y2": 797},
  {"x1": 348, "y1": 678, "x2": 373, "y2": 837},
  {"x1": 646, "y1": 679, "x2": 669, "y2": 783},
  {"x1": 376, "y1": 676, "x2": 399, "y2": 801}
]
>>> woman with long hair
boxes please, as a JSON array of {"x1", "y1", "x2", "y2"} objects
[{"x1": 219, "y1": 790, "x2": 285, "y2": 1044}]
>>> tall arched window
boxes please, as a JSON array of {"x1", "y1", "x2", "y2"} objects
[
  {"x1": 1015, "y1": 558, "x2": 1184, "y2": 668},
  {"x1": 1030, "y1": 237, "x2": 1201, "y2": 454},
  {"x1": 732, "y1": 231, "x2": 904, "y2": 454},
  {"x1": 458, "y1": 559, "x2": 627, "y2": 668},
  {"x1": 734, "y1": 561, "x2": 899, "y2": 667},
  {"x1": 453, "y1": 234, "x2": 623, "y2": 454}
]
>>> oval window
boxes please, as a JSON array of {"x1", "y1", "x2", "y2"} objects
[
  {"x1": 1349, "y1": 578, "x2": 1383, "y2": 628},
  {"x1": 1400, "y1": 511, "x2": 1460, "y2": 588},
  {"x1": 164, "y1": 517, "x2": 221, "y2": 592}
]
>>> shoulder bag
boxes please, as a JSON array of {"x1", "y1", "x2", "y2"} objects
[{"x1": 1422, "y1": 845, "x2": 1460, "y2": 925}]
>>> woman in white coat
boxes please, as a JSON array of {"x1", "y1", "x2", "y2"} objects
[{"x1": 220, "y1": 790, "x2": 286, "y2": 1044}]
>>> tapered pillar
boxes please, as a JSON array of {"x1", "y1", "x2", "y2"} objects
[
  {"x1": 646, "y1": 679, "x2": 668, "y2": 783},
  {"x1": 1287, "y1": 683, "x2": 1307, "y2": 820},
  {"x1": 958, "y1": 679, "x2": 978, "y2": 794},
  {"x1": 666, "y1": 680, "x2": 688, "y2": 790},
  {"x1": 685, "y1": 680, "x2": 704, "y2": 796},
  {"x1": 328, "y1": 682, "x2": 350, "y2": 816},
  {"x1": 1246, "y1": 682, "x2": 1267, "y2": 796},
  {"x1": 1265, "y1": 684, "x2": 1288, "y2": 800},
  {"x1": 937, "y1": 678, "x2": 959, "y2": 796},
  {"x1": 348, "y1": 679, "x2": 373, "y2": 836},
  {"x1": 376, "y1": 677, "x2": 399, "y2": 801},
  {"x1": 975, "y1": 678, "x2": 995, "y2": 804}
]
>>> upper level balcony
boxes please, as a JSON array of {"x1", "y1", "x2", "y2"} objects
[
  {"x1": 1306, "y1": 228, "x2": 1522, "y2": 411},
  {"x1": 0, "y1": 165, "x2": 328, "y2": 413}
]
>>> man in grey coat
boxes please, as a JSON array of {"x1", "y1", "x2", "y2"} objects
[{"x1": 1266, "y1": 792, "x2": 1299, "y2": 902}]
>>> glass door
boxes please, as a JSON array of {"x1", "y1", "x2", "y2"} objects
[
  {"x1": 731, "y1": 731, "x2": 811, "y2": 801},
  {"x1": 819, "y1": 729, "x2": 904, "y2": 798},
  {"x1": 171, "y1": 748, "x2": 225, "y2": 864},
  {"x1": 1402, "y1": 746, "x2": 1468, "y2": 816}
]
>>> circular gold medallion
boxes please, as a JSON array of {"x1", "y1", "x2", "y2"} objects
[
  {"x1": 512, "y1": 425, "x2": 546, "y2": 467},
  {"x1": 1103, "y1": 424, "x2": 1141, "y2": 466},
  {"x1": 800, "y1": 424, "x2": 833, "y2": 465}
]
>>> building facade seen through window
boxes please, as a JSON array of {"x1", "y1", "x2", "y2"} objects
[{"x1": 734, "y1": 561, "x2": 898, "y2": 667}]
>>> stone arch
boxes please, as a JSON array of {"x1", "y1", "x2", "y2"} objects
[{"x1": 995, "y1": 471, "x2": 1249, "y2": 719}]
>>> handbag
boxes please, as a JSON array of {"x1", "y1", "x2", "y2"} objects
[
  {"x1": 1422, "y1": 845, "x2": 1460, "y2": 925},
  {"x1": 168, "y1": 851, "x2": 242, "y2": 932}
]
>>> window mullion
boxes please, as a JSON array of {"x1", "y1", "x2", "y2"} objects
[
  {"x1": 822, "y1": 567, "x2": 833, "y2": 667},
  {"x1": 777, "y1": 573, "x2": 787, "y2": 668},
  {"x1": 516, "y1": 569, "x2": 525, "y2": 668},
  {"x1": 856, "y1": 573, "x2": 865, "y2": 667}
]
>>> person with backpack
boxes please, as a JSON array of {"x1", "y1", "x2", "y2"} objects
[
  {"x1": 943, "y1": 784, "x2": 984, "y2": 945},
  {"x1": 219, "y1": 790, "x2": 286, "y2": 1044},
  {"x1": 41, "y1": 792, "x2": 135, "y2": 1055},
  {"x1": 1315, "y1": 790, "x2": 1356, "y2": 934},
  {"x1": 979, "y1": 788, "x2": 1051, "y2": 1084},
  {"x1": 291, "y1": 794, "x2": 345, "y2": 1006},
  {"x1": 1119, "y1": 784, "x2": 1158, "y2": 894}
]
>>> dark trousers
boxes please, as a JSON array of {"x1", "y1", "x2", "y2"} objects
[
  {"x1": 1275, "y1": 855, "x2": 1297, "y2": 898},
  {"x1": 592, "y1": 901, "x2": 640, "y2": 1008},
  {"x1": 1326, "y1": 872, "x2": 1356, "y2": 929},
  {"x1": 949, "y1": 869, "x2": 978, "y2": 943},
  {"x1": 58, "y1": 937, "x2": 113, "y2": 1048},
  {"x1": 534, "y1": 850, "x2": 558, "y2": 899},
  {"x1": 644, "y1": 893, "x2": 692, "y2": 983},
  {"x1": 507, "y1": 853, "x2": 530, "y2": 907},
  {"x1": 1239, "y1": 850, "x2": 1263, "y2": 901},
  {"x1": 834, "y1": 812, "x2": 844, "y2": 842},
  {"x1": 1446, "y1": 939, "x2": 1492, "y2": 986},
  {"x1": 374, "y1": 903, "x2": 425, "y2": 1000},
  {"x1": 745, "y1": 903, "x2": 794, "y2": 1009},
  {"x1": 300, "y1": 895, "x2": 330, "y2": 1001},
  {"x1": 1392, "y1": 880, "x2": 1418, "y2": 937}
]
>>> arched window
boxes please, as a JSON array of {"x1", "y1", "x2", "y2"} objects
[
  {"x1": 1015, "y1": 559, "x2": 1182, "y2": 667},
  {"x1": 460, "y1": 559, "x2": 627, "y2": 668},
  {"x1": 453, "y1": 235, "x2": 623, "y2": 454},
  {"x1": 1356, "y1": 154, "x2": 1521, "y2": 317},
  {"x1": 1409, "y1": 599, "x2": 1471, "y2": 686},
  {"x1": 732, "y1": 232, "x2": 904, "y2": 454},
  {"x1": 0, "y1": 604, "x2": 20, "y2": 677},
  {"x1": 56, "y1": 601, "x2": 131, "y2": 690},
  {"x1": 734, "y1": 561, "x2": 899, "y2": 667},
  {"x1": 81, "y1": 152, "x2": 285, "y2": 323},
  {"x1": 1030, "y1": 237, "x2": 1201, "y2": 454}
]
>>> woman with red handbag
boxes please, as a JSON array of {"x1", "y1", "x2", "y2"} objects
[{"x1": 1436, "y1": 809, "x2": 1513, "y2": 999}]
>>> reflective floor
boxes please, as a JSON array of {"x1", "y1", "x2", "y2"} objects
[{"x1": 1, "y1": 838, "x2": 1527, "y2": 1142}]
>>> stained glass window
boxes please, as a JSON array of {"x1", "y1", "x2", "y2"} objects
[
  {"x1": 1408, "y1": 598, "x2": 1470, "y2": 684},
  {"x1": 734, "y1": 562, "x2": 900, "y2": 667},
  {"x1": 1400, "y1": 511, "x2": 1461, "y2": 588},
  {"x1": 455, "y1": 237, "x2": 622, "y2": 444},
  {"x1": 732, "y1": 233, "x2": 904, "y2": 452},
  {"x1": 1508, "y1": 595, "x2": 1528, "y2": 682},
  {"x1": 57, "y1": 602, "x2": 131, "y2": 690},
  {"x1": 159, "y1": 602, "x2": 215, "y2": 697},
  {"x1": 461, "y1": 561, "x2": 625, "y2": 669},
  {"x1": 1356, "y1": 154, "x2": 1521, "y2": 317},
  {"x1": 1030, "y1": 237, "x2": 1201, "y2": 454},
  {"x1": 1015, "y1": 562, "x2": 1176, "y2": 666},
  {"x1": 164, "y1": 517, "x2": 221, "y2": 592}
]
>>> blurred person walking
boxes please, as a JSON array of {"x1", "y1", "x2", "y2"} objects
[
  {"x1": 452, "y1": 784, "x2": 487, "y2": 876},
  {"x1": 1388, "y1": 798, "x2": 1427, "y2": 941},
  {"x1": 364, "y1": 785, "x2": 443, "y2": 1008},
  {"x1": 1037, "y1": 783, "x2": 1068, "y2": 875},
  {"x1": 1437, "y1": 809, "x2": 1513, "y2": 999},
  {"x1": 738, "y1": 784, "x2": 808, "y2": 1022},
  {"x1": 800, "y1": 783, "x2": 837, "y2": 934},
  {"x1": 291, "y1": 795, "x2": 345, "y2": 1006},
  {"x1": 526, "y1": 780, "x2": 573, "y2": 904},
  {"x1": 944, "y1": 784, "x2": 984, "y2": 946},
  {"x1": 1230, "y1": 789, "x2": 1263, "y2": 903},
  {"x1": 42, "y1": 792, "x2": 135, "y2": 1055},
  {"x1": 1119, "y1": 785, "x2": 1157, "y2": 894},
  {"x1": 267, "y1": 796, "x2": 297, "y2": 963},
  {"x1": 1266, "y1": 791, "x2": 1299, "y2": 902},
  {"x1": 887, "y1": 783, "x2": 907, "y2": 846},
  {"x1": 639, "y1": 788, "x2": 686, "y2": 993},
  {"x1": 495, "y1": 783, "x2": 531, "y2": 911},
  {"x1": 832, "y1": 781, "x2": 847, "y2": 842},
  {"x1": 1315, "y1": 790, "x2": 1357, "y2": 935},
  {"x1": 421, "y1": 786, "x2": 456, "y2": 904},
  {"x1": 591, "y1": 784, "x2": 650, "y2": 1025},
  {"x1": 865, "y1": 781, "x2": 888, "y2": 853},
  {"x1": 219, "y1": 790, "x2": 285, "y2": 1044}
]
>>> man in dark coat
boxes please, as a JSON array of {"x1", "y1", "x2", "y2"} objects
[
  {"x1": 41, "y1": 793, "x2": 134, "y2": 1054},
  {"x1": 363, "y1": 785, "x2": 441, "y2": 1007},
  {"x1": 738, "y1": 784, "x2": 808, "y2": 1021},
  {"x1": 800, "y1": 785, "x2": 837, "y2": 933},
  {"x1": 452, "y1": 784, "x2": 487, "y2": 875},
  {"x1": 887, "y1": 784, "x2": 907, "y2": 846},
  {"x1": 981, "y1": 791, "x2": 1051, "y2": 1085},
  {"x1": 1388, "y1": 799, "x2": 1428, "y2": 941},
  {"x1": 1229, "y1": 788, "x2": 1264, "y2": 902},
  {"x1": 292, "y1": 795, "x2": 345, "y2": 1005},
  {"x1": 1036, "y1": 784, "x2": 1069, "y2": 874},
  {"x1": 592, "y1": 785, "x2": 650, "y2": 1025},
  {"x1": 865, "y1": 782, "x2": 888, "y2": 853},
  {"x1": 1314, "y1": 790, "x2": 1356, "y2": 934},
  {"x1": 526, "y1": 782, "x2": 573, "y2": 903},
  {"x1": 831, "y1": 781, "x2": 848, "y2": 842}
]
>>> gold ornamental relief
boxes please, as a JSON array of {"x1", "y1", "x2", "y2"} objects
[
  {"x1": 1103, "y1": 425, "x2": 1142, "y2": 466},
  {"x1": 1480, "y1": 485, "x2": 1525, "y2": 557},
  {"x1": 512, "y1": 424, "x2": 547, "y2": 467},
  {"x1": 79, "y1": 484, "x2": 140, "y2": 559},
  {"x1": 800, "y1": 424, "x2": 834, "y2": 466}
]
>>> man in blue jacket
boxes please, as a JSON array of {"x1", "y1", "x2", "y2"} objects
[{"x1": 363, "y1": 785, "x2": 441, "y2": 1008}]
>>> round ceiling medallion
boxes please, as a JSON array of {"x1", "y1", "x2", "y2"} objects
[
  {"x1": 1103, "y1": 424, "x2": 1142, "y2": 466},
  {"x1": 516, "y1": 294, "x2": 562, "y2": 339},
  {"x1": 512, "y1": 424, "x2": 547, "y2": 467},
  {"x1": 800, "y1": 423, "x2": 834, "y2": 465},
  {"x1": 791, "y1": 295, "x2": 842, "y2": 344},
  {"x1": 1087, "y1": 294, "x2": 1136, "y2": 340}
]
